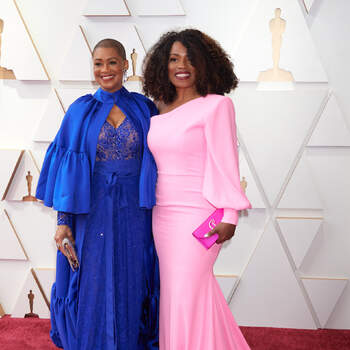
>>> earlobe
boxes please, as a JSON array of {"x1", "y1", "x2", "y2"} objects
[{"x1": 124, "y1": 60, "x2": 129, "y2": 72}]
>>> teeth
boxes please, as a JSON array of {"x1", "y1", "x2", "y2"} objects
[
  {"x1": 102, "y1": 75, "x2": 113, "y2": 80},
  {"x1": 176, "y1": 73, "x2": 190, "y2": 78}
]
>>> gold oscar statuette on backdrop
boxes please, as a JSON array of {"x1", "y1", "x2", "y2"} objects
[
  {"x1": 22, "y1": 171, "x2": 37, "y2": 201},
  {"x1": 240, "y1": 177, "x2": 248, "y2": 217},
  {"x1": 240, "y1": 176, "x2": 248, "y2": 194},
  {"x1": 24, "y1": 290, "x2": 39, "y2": 318},
  {"x1": 127, "y1": 48, "x2": 142, "y2": 82},
  {"x1": 0, "y1": 18, "x2": 16, "y2": 80},
  {"x1": 257, "y1": 8, "x2": 294, "y2": 82}
]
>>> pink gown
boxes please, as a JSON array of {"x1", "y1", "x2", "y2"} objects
[{"x1": 147, "y1": 94, "x2": 252, "y2": 350}]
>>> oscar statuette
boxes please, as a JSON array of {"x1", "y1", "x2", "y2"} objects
[
  {"x1": 126, "y1": 48, "x2": 142, "y2": 82},
  {"x1": 22, "y1": 171, "x2": 37, "y2": 201},
  {"x1": 240, "y1": 177, "x2": 249, "y2": 217},
  {"x1": 257, "y1": 8, "x2": 294, "y2": 82},
  {"x1": 24, "y1": 290, "x2": 39, "y2": 318}
]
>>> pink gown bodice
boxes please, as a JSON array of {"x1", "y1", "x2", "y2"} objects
[{"x1": 148, "y1": 94, "x2": 251, "y2": 224}]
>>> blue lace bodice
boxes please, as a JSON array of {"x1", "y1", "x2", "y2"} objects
[
  {"x1": 96, "y1": 118, "x2": 141, "y2": 161},
  {"x1": 57, "y1": 118, "x2": 140, "y2": 225}
]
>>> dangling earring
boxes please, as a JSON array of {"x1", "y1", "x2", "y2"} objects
[{"x1": 123, "y1": 70, "x2": 127, "y2": 83}]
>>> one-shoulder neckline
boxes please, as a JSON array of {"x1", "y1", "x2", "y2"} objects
[{"x1": 156, "y1": 96, "x2": 205, "y2": 117}]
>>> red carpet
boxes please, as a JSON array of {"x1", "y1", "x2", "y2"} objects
[{"x1": 1, "y1": 315, "x2": 350, "y2": 349}]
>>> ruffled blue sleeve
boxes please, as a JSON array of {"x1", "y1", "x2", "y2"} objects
[
  {"x1": 36, "y1": 144, "x2": 91, "y2": 213},
  {"x1": 36, "y1": 96, "x2": 95, "y2": 214}
]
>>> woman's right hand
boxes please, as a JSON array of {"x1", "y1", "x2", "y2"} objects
[{"x1": 54, "y1": 225, "x2": 75, "y2": 257}]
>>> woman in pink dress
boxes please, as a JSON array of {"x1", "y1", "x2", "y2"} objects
[{"x1": 143, "y1": 29, "x2": 252, "y2": 350}]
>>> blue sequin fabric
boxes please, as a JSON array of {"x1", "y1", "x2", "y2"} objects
[
  {"x1": 96, "y1": 118, "x2": 141, "y2": 161},
  {"x1": 57, "y1": 119, "x2": 140, "y2": 225},
  {"x1": 57, "y1": 212, "x2": 72, "y2": 226}
]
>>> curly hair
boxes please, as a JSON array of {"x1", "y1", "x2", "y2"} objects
[{"x1": 142, "y1": 29, "x2": 238, "y2": 104}]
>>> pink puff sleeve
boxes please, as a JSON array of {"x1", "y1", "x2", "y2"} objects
[{"x1": 202, "y1": 96, "x2": 251, "y2": 225}]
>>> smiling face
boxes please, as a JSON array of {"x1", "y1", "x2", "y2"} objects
[
  {"x1": 93, "y1": 47, "x2": 128, "y2": 93},
  {"x1": 168, "y1": 41, "x2": 197, "y2": 93}
]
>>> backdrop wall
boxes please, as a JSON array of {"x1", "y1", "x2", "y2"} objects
[{"x1": 0, "y1": 0, "x2": 349, "y2": 329}]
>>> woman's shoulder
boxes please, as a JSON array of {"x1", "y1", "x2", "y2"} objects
[
  {"x1": 68, "y1": 94, "x2": 95, "y2": 111},
  {"x1": 60, "y1": 94, "x2": 96, "y2": 129},
  {"x1": 199, "y1": 94, "x2": 234, "y2": 115},
  {"x1": 204, "y1": 94, "x2": 232, "y2": 105},
  {"x1": 202, "y1": 94, "x2": 235, "y2": 123},
  {"x1": 129, "y1": 91, "x2": 153, "y2": 105},
  {"x1": 129, "y1": 92, "x2": 158, "y2": 116}
]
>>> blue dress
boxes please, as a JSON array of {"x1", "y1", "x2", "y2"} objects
[{"x1": 37, "y1": 88, "x2": 159, "y2": 350}]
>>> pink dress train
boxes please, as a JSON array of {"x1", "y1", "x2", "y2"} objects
[{"x1": 148, "y1": 95, "x2": 252, "y2": 350}]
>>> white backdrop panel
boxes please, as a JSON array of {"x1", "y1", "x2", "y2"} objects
[
  {"x1": 302, "y1": 278, "x2": 348, "y2": 328},
  {"x1": 234, "y1": 88, "x2": 328, "y2": 205},
  {"x1": 0, "y1": 149, "x2": 22, "y2": 199},
  {"x1": 308, "y1": 94, "x2": 350, "y2": 147},
  {"x1": 0, "y1": 0, "x2": 48, "y2": 80},
  {"x1": 34, "y1": 90, "x2": 65, "y2": 143},
  {"x1": 5, "y1": 203, "x2": 56, "y2": 268},
  {"x1": 133, "y1": 0, "x2": 185, "y2": 16},
  {"x1": 327, "y1": 284, "x2": 350, "y2": 330},
  {"x1": 57, "y1": 88, "x2": 96, "y2": 111},
  {"x1": 34, "y1": 268, "x2": 56, "y2": 303},
  {"x1": 128, "y1": 0, "x2": 255, "y2": 59},
  {"x1": 310, "y1": 0, "x2": 350, "y2": 127},
  {"x1": 277, "y1": 217, "x2": 322, "y2": 268},
  {"x1": 214, "y1": 210, "x2": 266, "y2": 276},
  {"x1": 302, "y1": 148, "x2": 350, "y2": 275},
  {"x1": 0, "y1": 261, "x2": 29, "y2": 313},
  {"x1": 11, "y1": 269, "x2": 50, "y2": 318},
  {"x1": 303, "y1": 0, "x2": 315, "y2": 13},
  {"x1": 215, "y1": 275, "x2": 239, "y2": 302},
  {"x1": 0, "y1": 210, "x2": 27, "y2": 260},
  {"x1": 0, "y1": 81, "x2": 48, "y2": 149},
  {"x1": 230, "y1": 220, "x2": 316, "y2": 328},
  {"x1": 58, "y1": 26, "x2": 93, "y2": 81},
  {"x1": 301, "y1": 148, "x2": 350, "y2": 328},
  {"x1": 278, "y1": 154, "x2": 323, "y2": 209},
  {"x1": 83, "y1": 0, "x2": 130, "y2": 16}
]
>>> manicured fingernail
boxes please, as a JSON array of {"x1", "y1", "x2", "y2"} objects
[{"x1": 204, "y1": 233, "x2": 209, "y2": 238}]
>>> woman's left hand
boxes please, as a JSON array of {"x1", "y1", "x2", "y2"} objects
[{"x1": 205, "y1": 222, "x2": 236, "y2": 244}]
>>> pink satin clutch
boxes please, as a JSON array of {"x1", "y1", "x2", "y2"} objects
[{"x1": 192, "y1": 208, "x2": 224, "y2": 249}]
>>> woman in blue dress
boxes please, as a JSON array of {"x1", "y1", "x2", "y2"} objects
[{"x1": 36, "y1": 39, "x2": 159, "y2": 350}]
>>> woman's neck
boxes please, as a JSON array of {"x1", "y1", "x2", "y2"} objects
[
  {"x1": 100, "y1": 85, "x2": 123, "y2": 94},
  {"x1": 158, "y1": 87, "x2": 201, "y2": 114},
  {"x1": 174, "y1": 87, "x2": 200, "y2": 104}
]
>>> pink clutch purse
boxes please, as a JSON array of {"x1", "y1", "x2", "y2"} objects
[{"x1": 192, "y1": 208, "x2": 224, "y2": 249}]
